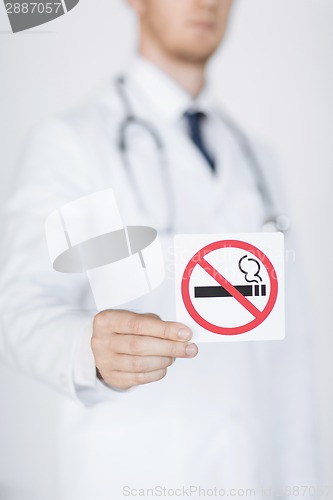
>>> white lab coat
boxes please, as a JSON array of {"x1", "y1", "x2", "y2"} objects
[{"x1": 0, "y1": 58, "x2": 318, "y2": 499}]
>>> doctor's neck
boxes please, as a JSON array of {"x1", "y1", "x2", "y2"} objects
[{"x1": 139, "y1": 41, "x2": 207, "y2": 98}]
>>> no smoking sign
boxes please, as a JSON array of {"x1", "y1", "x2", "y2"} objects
[{"x1": 175, "y1": 233, "x2": 285, "y2": 342}]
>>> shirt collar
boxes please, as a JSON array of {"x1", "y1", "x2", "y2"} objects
[{"x1": 126, "y1": 55, "x2": 215, "y2": 123}]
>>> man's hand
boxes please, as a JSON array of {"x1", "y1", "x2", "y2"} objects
[{"x1": 91, "y1": 310, "x2": 198, "y2": 390}]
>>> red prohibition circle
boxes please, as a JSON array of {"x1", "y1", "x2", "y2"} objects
[{"x1": 181, "y1": 240, "x2": 278, "y2": 335}]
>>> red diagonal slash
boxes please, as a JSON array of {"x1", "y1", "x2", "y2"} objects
[{"x1": 198, "y1": 257, "x2": 262, "y2": 318}]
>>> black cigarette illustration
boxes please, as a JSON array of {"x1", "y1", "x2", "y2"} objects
[
  {"x1": 195, "y1": 255, "x2": 267, "y2": 299},
  {"x1": 194, "y1": 284, "x2": 266, "y2": 298}
]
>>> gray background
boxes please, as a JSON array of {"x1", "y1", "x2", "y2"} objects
[{"x1": 0, "y1": 0, "x2": 332, "y2": 497}]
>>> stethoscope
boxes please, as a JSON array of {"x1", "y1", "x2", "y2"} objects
[{"x1": 115, "y1": 76, "x2": 290, "y2": 235}]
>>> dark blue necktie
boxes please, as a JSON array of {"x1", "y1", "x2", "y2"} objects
[{"x1": 184, "y1": 111, "x2": 216, "y2": 173}]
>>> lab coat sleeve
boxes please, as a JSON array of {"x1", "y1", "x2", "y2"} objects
[
  {"x1": 0, "y1": 118, "x2": 123, "y2": 406},
  {"x1": 252, "y1": 140, "x2": 320, "y2": 494}
]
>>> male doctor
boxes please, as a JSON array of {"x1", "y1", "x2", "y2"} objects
[{"x1": 0, "y1": 0, "x2": 318, "y2": 499}]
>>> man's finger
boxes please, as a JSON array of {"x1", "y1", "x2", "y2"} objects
[
  {"x1": 111, "y1": 334, "x2": 198, "y2": 358},
  {"x1": 107, "y1": 368, "x2": 168, "y2": 390},
  {"x1": 97, "y1": 310, "x2": 192, "y2": 342},
  {"x1": 109, "y1": 354, "x2": 175, "y2": 373},
  {"x1": 143, "y1": 312, "x2": 161, "y2": 320}
]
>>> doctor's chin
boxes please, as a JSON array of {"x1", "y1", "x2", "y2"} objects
[{"x1": 0, "y1": 1, "x2": 331, "y2": 499}]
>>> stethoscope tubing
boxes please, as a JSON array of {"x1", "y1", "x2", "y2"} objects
[{"x1": 114, "y1": 76, "x2": 290, "y2": 234}]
